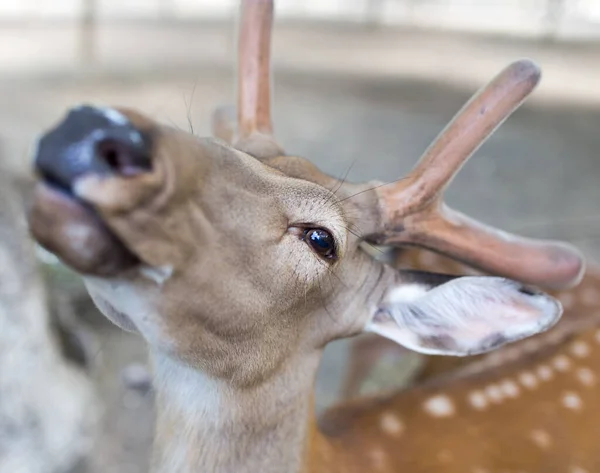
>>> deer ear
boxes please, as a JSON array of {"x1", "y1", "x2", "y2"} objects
[{"x1": 365, "y1": 272, "x2": 562, "y2": 356}]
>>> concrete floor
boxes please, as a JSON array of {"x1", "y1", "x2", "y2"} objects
[{"x1": 2, "y1": 24, "x2": 599, "y2": 472}]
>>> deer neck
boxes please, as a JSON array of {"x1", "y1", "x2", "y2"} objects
[{"x1": 150, "y1": 349, "x2": 322, "y2": 473}]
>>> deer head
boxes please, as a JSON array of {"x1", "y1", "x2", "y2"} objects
[{"x1": 28, "y1": 2, "x2": 582, "y2": 393}]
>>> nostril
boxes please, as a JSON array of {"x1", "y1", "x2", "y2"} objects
[
  {"x1": 33, "y1": 106, "x2": 154, "y2": 192},
  {"x1": 95, "y1": 137, "x2": 152, "y2": 177},
  {"x1": 97, "y1": 140, "x2": 120, "y2": 170}
]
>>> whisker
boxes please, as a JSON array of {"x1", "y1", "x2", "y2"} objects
[
  {"x1": 338, "y1": 176, "x2": 412, "y2": 203},
  {"x1": 326, "y1": 159, "x2": 357, "y2": 203},
  {"x1": 183, "y1": 78, "x2": 200, "y2": 135}
]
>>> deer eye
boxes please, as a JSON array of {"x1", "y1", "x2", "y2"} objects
[{"x1": 303, "y1": 228, "x2": 337, "y2": 260}]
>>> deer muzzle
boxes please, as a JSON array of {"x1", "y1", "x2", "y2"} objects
[{"x1": 28, "y1": 105, "x2": 156, "y2": 276}]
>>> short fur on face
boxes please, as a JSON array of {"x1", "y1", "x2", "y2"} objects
[{"x1": 30, "y1": 106, "x2": 563, "y2": 389}]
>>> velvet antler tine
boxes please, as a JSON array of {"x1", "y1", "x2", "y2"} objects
[
  {"x1": 371, "y1": 59, "x2": 585, "y2": 290},
  {"x1": 237, "y1": 0, "x2": 274, "y2": 139},
  {"x1": 401, "y1": 205, "x2": 584, "y2": 289},
  {"x1": 231, "y1": 0, "x2": 283, "y2": 158},
  {"x1": 379, "y1": 59, "x2": 540, "y2": 218}
]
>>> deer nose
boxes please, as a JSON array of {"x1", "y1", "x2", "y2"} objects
[{"x1": 34, "y1": 105, "x2": 152, "y2": 193}]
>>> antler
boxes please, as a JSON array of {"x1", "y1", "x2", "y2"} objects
[
  {"x1": 213, "y1": 2, "x2": 583, "y2": 290},
  {"x1": 211, "y1": 0, "x2": 283, "y2": 159},
  {"x1": 371, "y1": 59, "x2": 584, "y2": 290},
  {"x1": 237, "y1": 0, "x2": 274, "y2": 140}
]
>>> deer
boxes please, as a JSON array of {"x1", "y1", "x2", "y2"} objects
[{"x1": 25, "y1": 1, "x2": 594, "y2": 472}]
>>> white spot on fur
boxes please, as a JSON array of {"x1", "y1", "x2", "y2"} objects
[
  {"x1": 380, "y1": 412, "x2": 404, "y2": 436},
  {"x1": 561, "y1": 391, "x2": 583, "y2": 411},
  {"x1": 500, "y1": 379, "x2": 520, "y2": 398},
  {"x1": 537, "y1": 365, "x2": 553, "y2": 381},
  {"x1": 139, "y1": 265, "x2": 173, "y2": 286},
  {"x1": 519, "y1": 371, "x2": 538, "y2": 389},
  {"x1": 575, "y1": 367, "x2": 596, "y2": 386},
  {"x1": 530, "y1": 429, "x2": 552, "y2": 449},
  {"x1": 552, "y1": 355, "x2": 572, "y2": 372},
  {"x1": 468, "y1": 391, "x2": 488, "y2": 410},
  {"x1": 484, "y1": 384, "x2": 503, "y2": 404},
  {"x1": 423, "y1": 395, "x2": 455, "y2": 417},
  {"x1": 570, "y1": 341, "x2": 591, "y2": 358}
]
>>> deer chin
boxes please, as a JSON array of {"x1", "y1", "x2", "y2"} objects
[{"x1": 28, "y1": 182, "x2": 139, "y2": 276}]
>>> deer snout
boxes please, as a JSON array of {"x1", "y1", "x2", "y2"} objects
[{"x1": 34, "y1": 105, "x2": 152, "y2": 194}]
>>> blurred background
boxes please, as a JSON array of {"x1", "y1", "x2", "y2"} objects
[{"x1": 0, "y1": 1, "x2": 599, "y2": 472}]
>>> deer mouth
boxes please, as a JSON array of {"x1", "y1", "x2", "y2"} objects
[
  {"x1": 27, "y1": 105, "x2": 152, "y2": 276},
  {"x1": 29, "y1": 182, "x2": 138, "y2": 276}
]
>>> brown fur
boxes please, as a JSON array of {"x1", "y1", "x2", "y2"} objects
[
  {"x1": 27, "y1": 106, "x2": 593, "y2": 473},
  {"x1": 24, "y1": 1, "x2": 592, "y2": 471},
  {"x1": 323, "y1": 324, "x2": 600, "y2": 472}
]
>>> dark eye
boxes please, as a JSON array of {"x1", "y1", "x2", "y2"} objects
[{"x1": 303, "y1": 228, "x2": 337, "y2": 260}]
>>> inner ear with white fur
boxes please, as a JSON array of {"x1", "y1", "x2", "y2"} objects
[{"x1": 365, "y1": 274, "x2": 563, "y2": 356}]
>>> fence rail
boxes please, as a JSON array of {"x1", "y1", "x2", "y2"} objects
[
  {"x1": 0, "y1": 0, "x2": 598, "y2": 73},
  {"x1": 2, "y1": 0, "x2": 600, "y2": 35}
]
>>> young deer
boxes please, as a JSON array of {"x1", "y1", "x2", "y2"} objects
[{"x1": 27, "y1": 1, "x2": 588, "y2": 472}]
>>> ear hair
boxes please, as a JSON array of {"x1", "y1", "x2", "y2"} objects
[{"x1": 366, "y1": 274, "x2": 562, "y2": 356}]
